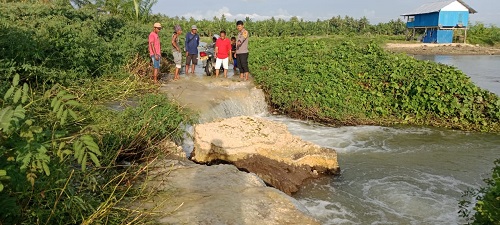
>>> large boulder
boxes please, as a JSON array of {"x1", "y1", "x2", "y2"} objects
[
  {"x1": 139, "y1": 158, "x2": 320, "y2": 224},
  {"x1": 191, "y1": 116, "x2": 340, "y2": 194}
]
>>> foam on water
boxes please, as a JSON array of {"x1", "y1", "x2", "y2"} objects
[
  {"x1": 297, "y1": 171, "x2": 477, "y2": 225},
  {"x1": 264, "y1": 116, "x2": 441, "y2": 154},
  {"x1": 268, "y1": 115, "x2": 498, "y2": 224},
  {"x1": 299, "y1": 200, "x2": 359, "y2": 225},
  {"x1": 359, "y1": 172, "x2": 474, "y2": 224}
]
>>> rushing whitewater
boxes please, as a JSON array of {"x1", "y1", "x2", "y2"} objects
[{"x1": 268, "y1": 116, "x2": 500, "y2": 224}]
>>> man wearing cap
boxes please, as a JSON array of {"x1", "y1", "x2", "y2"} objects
[
  {"x1": 148, "y1": 22, "x2": 162, "y2": 83},
  {"x1": 171, "y1": 25, "x2": 182, "y2": 80},
  {"x1": 185, "y1": 25, "x2": 200, "y2": 74}
]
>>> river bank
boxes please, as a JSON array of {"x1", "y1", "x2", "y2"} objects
[
  {"x1": 385, "y1": 42, "x2": 500, "y2": 55},
  {"x1": 134, "y1": 71, "x2": 331, "y2": 223}
]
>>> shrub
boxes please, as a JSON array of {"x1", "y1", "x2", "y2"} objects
[
  {"x1": 250, "y1": 37, "x2": 500, "y2": 131},
  {"x1": 460, "y1": 159, "x2": 500, "y2": 224}
]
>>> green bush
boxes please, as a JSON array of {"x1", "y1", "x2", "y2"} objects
[
  {"x1": 0, "y1": 75, "x2": 191, "y2": 224},
  {"x1": 468, "y1": 23, "x2": 500, "y2": 46},
  {"x1": 0, "y1": 75, "x2": 102, "y2": 224},
  {"x1": 0, "y1": 3, "x2": 156, "y2": 86},
  {"x1": 250, "y1": 37, "x2": 500, "y2": 131},
  {"x1": 94, "y1": 93, "x2": 191, "y2": 162},
  {"x1": 460, "y1": 159, "x2": 500, "y2": 224},
  {"x1": 473, "y1": 159, "x2": 500, "y2": 224}
]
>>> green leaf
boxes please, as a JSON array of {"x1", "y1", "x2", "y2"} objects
[
  {"x1": 80, "y1": 135, "x2": 94, "y2": 142},
  {"x1": 88, "y1": 152, "x2": 101, "y2": 167},
  {"x1": 4, "y1": 86, "x2": 14, "y2": 100},
  {"x1": 25, "y1": 119, "x2": 33, "y2": 126},
  {"x1": 59, "y1": 142, "x2": 66, "y2": 150},
  {"x1": 53, "y1": 99, "x2": 61, "y2": 113},
  {"x1": 85, "y1": 144, "x2": 101, "y2": 156},
  {"x1": 19, "y1": 152, "x2": 32, "y2": 171},
  {"x1": 42, "y1": 162, "x2": 50, "y2": 176},
  {"x1": 13, "y1": 105, "x2": 26, "y2": 120},
  {"x1": 0, "y1": 183, "x2": 3, "y2": 192},
  {"x1": 81, "y1": 153, "x2": 87, "y2": 171},
  {"x1": 0, "y1": 107, "x2": 14, "y2": 132},
  {"x1": 30, "y1": 126, "x2": 43, "y2": 134},
  {"x1": 51, "y1": 97, "x2": 57, "y2": 108},
  {"x1": 0, "y1": 170, "x2": 6, "y2": 176},
  {"x1": 12, "y1": 74, "x2": 20, "y2": 86},
  {"x1": 73, "y1": 140, "x2": 84, "y2": 161},
  {"x1": 83, "y1": 139, "x2": 99, "y2": 149},
  {"x1": 56, "y1": 90, "x2": 67, "y2": 98},
  {"x1": 62, "y1": 150, "x2": 72, "y2": 156},
  {"x1": 20, "y1": 130, "x2": 33, "y2": 139},
  {"x1": 56, "y1": 106, "x2": 64, "y2": 118},
  {"x1": 13, "y1": 88, "x2": 22, "y2": 104},
  {"x1": 21, "y1": 83, "x2": 29, "y2": 103},
  {"x1": 61, "y1": 94, "x2": 76, "y2": 101},
  {"x1": 61, "y1": 110, "x2": 68, "y2": 125},
  {"x1": 68, "y1": 109, "x2": 78, "y2": 120},
  {"x1": 65, "y1": 100, "x2": 80, "y2": 107}
]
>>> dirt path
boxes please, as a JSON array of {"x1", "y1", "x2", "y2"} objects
[{"x1": 384, "y1": 43, "x2": 500, "y2": 55}]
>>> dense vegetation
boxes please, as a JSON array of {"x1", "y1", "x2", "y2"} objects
[
  {"x1": 163, "y1": 15, "x2": 408, "y2": 38},
  {"x1": 1, "y1": 2, "x2": 190, "y2": 224},
  {"x1": 250, "y1": 37, "x2": 500, "y2": 131},
  {"x1": 468, "y1": 22, "x2": 500, "y2": 46},
  {"x1": 460, "y1": 159, "x2": 500, "y2": 225}
]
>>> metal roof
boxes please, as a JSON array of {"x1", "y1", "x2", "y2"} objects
[{"x1": 401, "y1": 0, "x2": 477, "y2": 16}]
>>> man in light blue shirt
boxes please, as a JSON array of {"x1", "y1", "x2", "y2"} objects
[{"x1": 185, "y1": 25, "x2": 200, "y2": 74}]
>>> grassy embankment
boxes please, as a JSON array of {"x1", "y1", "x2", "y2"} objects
[
  {"x1": 250, "y1": 37, "x2": 500, "y2": 132},
  {"x1": 0, "y1": 3, "x2": 191, "y2": 224}
]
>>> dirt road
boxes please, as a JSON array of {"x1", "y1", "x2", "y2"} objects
[{"x1": 384, "y1": 43, "x2": 500, "y2": 55}]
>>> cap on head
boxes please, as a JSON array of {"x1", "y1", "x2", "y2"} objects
[
  {"x1": 191, "y1": 25, "x2": 197, "y2": 30},
  {"x1": 174, "y1": 25, "x2": 182, "y2": 32},
  {"x1": 154, "y1": 22, "x2": 162, "y2": 29}
]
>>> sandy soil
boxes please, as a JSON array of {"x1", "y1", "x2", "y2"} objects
[{"x1": 384, "y1": 43, "x2": 500, "y2": 55}]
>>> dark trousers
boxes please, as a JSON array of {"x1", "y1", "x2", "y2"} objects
[{"x1": 236, "y1": 53, "x2": 249, "y2": 73}]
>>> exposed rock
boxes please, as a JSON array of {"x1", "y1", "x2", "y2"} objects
[
  {"x1": 137, "y1": 158, "x2": 320, "y2": 225},
  {"x1": 191, "y1": 116, "x2": 340, "y2": 194}
]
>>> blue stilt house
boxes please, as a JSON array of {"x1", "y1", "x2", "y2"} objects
[{"x1": 402, "y1": 0, "x2": 477, "y2": 43}]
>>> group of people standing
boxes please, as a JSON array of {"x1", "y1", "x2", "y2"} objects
[{"x1": 147, "y1": 20, "x2": 250, "y2": 83}]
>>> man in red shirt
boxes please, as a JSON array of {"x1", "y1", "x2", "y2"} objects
[
  {"x1": 148, "y1": 22, "x2": 162, "y2": 83},
  {"x1": 215, "y1": 30, "x2": 231, "y2": 78}
]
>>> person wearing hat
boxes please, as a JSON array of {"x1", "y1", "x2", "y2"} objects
[
  {"x1": 171, "y1": 25, "x2": 182, "y2": 80},
  {"x1": 185, "y1": 25, "x2": 200, "y2": 74},
  {"x1": 148, "y1": 22, "x2": 162, "y2": 83}
]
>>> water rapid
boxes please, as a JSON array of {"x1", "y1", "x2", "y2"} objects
[{"x1": 267, "y1": 116, "x2": 500, "y2": 224}]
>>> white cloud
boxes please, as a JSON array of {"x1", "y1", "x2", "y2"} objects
[
  {"x1": 363, "y1": 9, "x2": 376, "y2": 18},
  {"x1": 181, "y1": 7, "x2": 296, "y2": 21}
]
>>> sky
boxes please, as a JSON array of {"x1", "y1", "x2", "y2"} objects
[{"x1": 153, "y1": 0, "x2": 500, "y2": 26}]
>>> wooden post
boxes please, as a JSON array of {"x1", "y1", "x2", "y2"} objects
[{"x1": 464, "y1": 28, "x2": 467, "y2": 44}]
